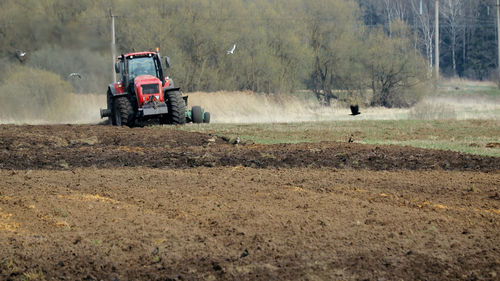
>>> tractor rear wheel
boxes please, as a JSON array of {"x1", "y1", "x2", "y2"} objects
[
  {"x1": 192, "y1": 106, "x2": 203, "y2": 124},
  {"x1": 107, "y1": 90, "x2": 116, "y2": 125},
  {"x1": 164, "y1": 90, "x2": 186, "y2": 125},
  {"x1": 112, "y1": 97, "x2": 135, "y2": 127}
]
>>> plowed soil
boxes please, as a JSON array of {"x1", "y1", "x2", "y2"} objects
[{"x1": 0, "y1": 125, "x2": 499, "y2": 280}]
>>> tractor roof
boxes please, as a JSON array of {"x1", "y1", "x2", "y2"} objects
[{"x1": 119, "y1": 51, "x2": 157, "y2": 59}]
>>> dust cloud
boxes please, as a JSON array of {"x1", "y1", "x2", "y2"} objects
[
  {"x1": 0, "y1": 46, "x2": 110, "y2": 125},
  {"x1": 0, "y1": 91, "x2": 498, "y2": 125},
  {"x1": 0, "y1": 93, "x2": 105, "y2": 125},
  {"x1": 187, "y1": 91, "x2": 409, "y2": 123}
]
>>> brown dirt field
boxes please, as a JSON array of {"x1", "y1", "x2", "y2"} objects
[
  {"x1": 0, "y1": 125, "x2": 499, "y2": 280},
  {"x1": 0, "y1": 125, "x2": 498, "y2": 171}
]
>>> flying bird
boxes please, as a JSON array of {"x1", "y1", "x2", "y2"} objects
[
  {"x1": 227, "y1": 43, "x2": 236, "y2": 55},
  {"x1": 68, "y1": 73, "x2": 82, "y2": 79},
  {"x1": 15, "y1": 50, "x2": 28, "y2": 62},
  {"x1": 350, "y1": 105, "x2": 361, "y2": 116}
]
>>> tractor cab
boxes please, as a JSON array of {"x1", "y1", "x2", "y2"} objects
[
  {"x1": 115, "y1": 51, "x2": 172, "y2": 90},
  {"x1": 128, "y1": 56, "x2": 157, "y2": 80}
]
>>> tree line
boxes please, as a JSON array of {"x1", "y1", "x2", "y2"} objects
[
  {"x1": 359, "y1": 0, "x2": 498, "y2": 80},
  {"x1": 0, "y1": 0, "x2": 493, "y2": 108}
]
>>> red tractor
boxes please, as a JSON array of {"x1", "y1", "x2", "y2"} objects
[{"x1": 100, "y1": 50, "x2": 210, "y2": 126}]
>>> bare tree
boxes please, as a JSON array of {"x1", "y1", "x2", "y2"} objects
[
  {"x1": 411, "y1": 0, "x2": 435, "y2": 72},
  {"x1": 462, "y1": 0, "x2": 482, "y2": 74},
  {"x1": 441, "y1": 0, "x2": 465, "y2": 76},
  {"x1": 382, "y1": 0, "x2": 410, "y2": 36}
]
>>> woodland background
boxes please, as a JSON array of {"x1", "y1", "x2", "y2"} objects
[{"x1": 0, "y1": 0, "x2": 497, "y2": 108}]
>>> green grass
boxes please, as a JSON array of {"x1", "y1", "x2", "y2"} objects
[
  {"x1": 438, "y1": 83, "x2": 500, "y2": 98},
  {"x1": 161, "y1": 80, "x2": 500, "y2": 156},
  {"x1": 363, "y1": 139, "x2": 499, "y2": 157},
  {"x1": 174, "y1": 120, "x2": 500, "y2": 157}
]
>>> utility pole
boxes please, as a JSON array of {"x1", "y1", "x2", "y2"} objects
[
  {"x1": 435, "y1": 0, "x2": 440, "y2": 82},
  {"x1": 110, "y1": 9, "x2": 116, "y2": 83},
  {"x1": 497, "y1": 0, "x2": 500, "y2": 86}
]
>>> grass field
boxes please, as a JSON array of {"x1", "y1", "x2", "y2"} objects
[
  {"x1": 175, "y1": 119, "x2": 500, "y2": 157},
  {"x1": 177, "y1": 79, "x2": 500, "y2": 157},
  {"x1": 438, "y1": 79, "x2": 500, "y2": 98}
]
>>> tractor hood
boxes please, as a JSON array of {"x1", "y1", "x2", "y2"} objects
[
  {"x1": 134, "y1": 75, "x2": 164, "y2": 107},
  {"x1": 134, "y1": 75, "x2": 161, "y2": 87}
]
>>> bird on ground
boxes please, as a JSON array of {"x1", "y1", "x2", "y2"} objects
[
  {"x1": 350, "y1": 105, "x2": 361, "y2": 116},
  {"x1": 152, "y1": 246, "x2": 159, "y2": 255},
  {"x1": 348, "y1": 134, "x2": 354, "y2": 143},
  {"x1": 68, "y1": 73, "x2": 82, "y2": 79},
  {"x1": 227, "y1": 43, "x2": 236, "y2": 55},
  {"x1": 240, "y1": 249, "x2": 248, "y2": 258}
]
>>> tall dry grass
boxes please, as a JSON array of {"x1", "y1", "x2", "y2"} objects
[
  {"x1": 440, "y1": 78, "x2": 497, "y2": 88},
  {"x1": 186, "y1": 91, "x2": 409, "y2": 123},
  {"x1": 1, "y1": 84, "x2": 498, "y2": 125}
]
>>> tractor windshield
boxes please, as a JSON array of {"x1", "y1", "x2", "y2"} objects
[{"x1": 127, "y1": 56, "x2": 157, "y2": 80}]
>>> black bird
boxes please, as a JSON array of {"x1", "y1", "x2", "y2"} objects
[
  {"x1": 240, "y1": 249, "x2": 249, "y2": 258},
  {"x1": 348, "y1": 134, "x2": 354, "y2": 143},
  {"x1": 350, "y1": 105, "x2": 361, "y2": 116}
]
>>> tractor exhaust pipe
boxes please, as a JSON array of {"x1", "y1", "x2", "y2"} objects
[{"x1": 100, "y1": 108, "x2": 111, "y2": 118}]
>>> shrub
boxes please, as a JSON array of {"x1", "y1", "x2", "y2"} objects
[
  {"x1": 0, "y1": 65, "x2": 73, "y2": 121},
  {"x1": 365, "y1": 22, "x2": 429, "y2": 108},
  {"x1": 28, "y1": 46, "x2": 110, "y2": 94}
]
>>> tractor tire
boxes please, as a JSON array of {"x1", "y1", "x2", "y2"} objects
[
  {"x1": 112, "y1": 97, "x2": 135, "y2": 127},
  {"x1": 192, "y1": 106, "x2": 203, "y2": 124},
  {"x1": 107, "y1": 90, "x2": 116, "y2": 125},
  {"x1": 164, "y1": 90, "x2": 186, "y2": 125},
  {"x1": 203, "y1": 112, "x2": 211, "y2": 123}
]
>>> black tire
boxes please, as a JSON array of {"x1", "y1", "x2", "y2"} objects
[
  {"x1": 112, "y1": 97, "x2": 135, "y2": 127},
  {"x1": 164, "y1": 90, "x2": 186, "y2": 125},
  {"x1": 107, "y1": 90, "x2": 116, "y2": 125},
  {"x1": 192, "y1": 106, "x2": 203, "y2": 124},
  {"x1": 203, "y1": 112, "x2": 211, "y2": 123}
]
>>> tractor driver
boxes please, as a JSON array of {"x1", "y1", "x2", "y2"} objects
[{"x1": 129, "y1": 58, "x2": 156, "y2": 79}]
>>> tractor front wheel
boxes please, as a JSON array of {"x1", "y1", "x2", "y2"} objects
[{"x1": 112, "y1": 97, "x2": 135, "y2": 127}]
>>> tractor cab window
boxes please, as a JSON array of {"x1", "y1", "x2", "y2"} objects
[{"x1": 127, "y1": 56, "x2": 157, "y2": 80}]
